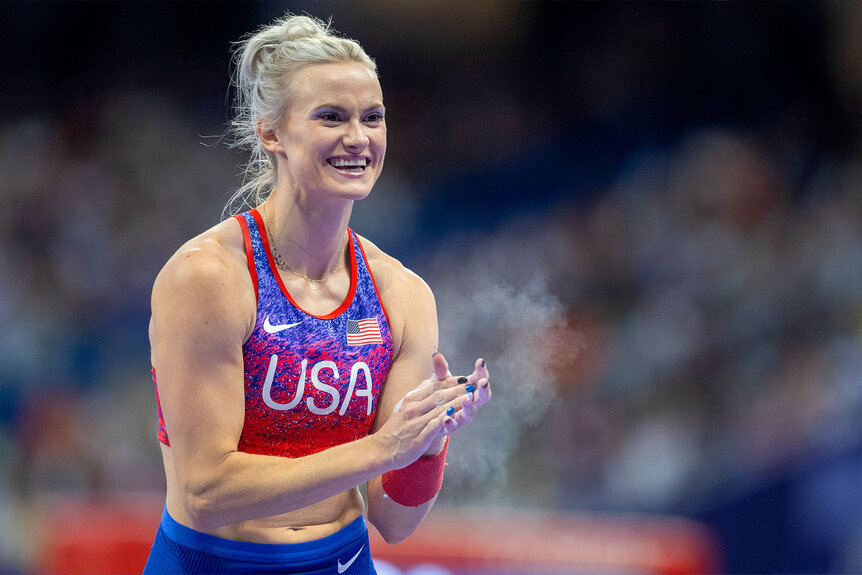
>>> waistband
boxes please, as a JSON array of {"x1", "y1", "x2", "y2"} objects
[{"x1": 159, "y1": 507, "x2": 368, "y2": 561}]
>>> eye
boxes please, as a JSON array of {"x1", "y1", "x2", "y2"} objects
[
  {"x1": 364, "y1": 111, "x2": 385, "y2": 124},
  {"x1": 317, "y1": 111, "x2": 341, "y2": 122}
]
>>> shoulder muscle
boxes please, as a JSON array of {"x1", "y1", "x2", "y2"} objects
[{"x1": 150, "y1": 219, "x2": 255, "y2": 365}]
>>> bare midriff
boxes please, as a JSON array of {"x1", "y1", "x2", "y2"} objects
[{"x1": 160, "y1": 443, "x2": 365, "y2": 544}]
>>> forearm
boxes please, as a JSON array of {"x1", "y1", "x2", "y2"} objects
[
  {"x1": 177, "y1": 434, "x2": 388, "y2": 531},
  {"x1": 365, "y1": 475, "x2": 436, "y2": 544},
  {"x1": 364, "y1": 434, "x2": 448, "y2": 544}
]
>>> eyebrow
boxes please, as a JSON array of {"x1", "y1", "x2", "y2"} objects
[{"x1": 313, "y1": 103, "x2": 385, "y2": 113}]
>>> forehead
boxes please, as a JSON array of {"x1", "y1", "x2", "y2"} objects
[{"x1": 290, "y1": 62, "x2": 383, "y2": 108}]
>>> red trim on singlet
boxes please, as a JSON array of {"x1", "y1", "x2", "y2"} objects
[
  {"x1": 251, "y1": 208, "x2": 357, "y2": 321},
  {"x1": 153, "y1": 367, "x2": 171, "y2": 446},
  {"x1": 233, "y1": 213, "x2": 259, "y2": 304},
  {"x1": 355, "y1": 233, "x2": 391, "y2": 330}
]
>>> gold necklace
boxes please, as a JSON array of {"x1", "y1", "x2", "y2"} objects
[{"x1": 260, "y1": 203, "x2": 346, "y2": 288}]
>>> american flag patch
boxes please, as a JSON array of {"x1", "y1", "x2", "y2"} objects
[{"x1": 346, "y1": 318, "x2": 383, "y2": 346}]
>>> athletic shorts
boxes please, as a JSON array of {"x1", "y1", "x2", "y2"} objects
[{"x1": 143, "y1": 507, "x2": 377, "y2": 574}]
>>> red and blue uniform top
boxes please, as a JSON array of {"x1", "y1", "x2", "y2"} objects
[{"x1": 155, "y1": 208, "x2": 394, "y2": 458}]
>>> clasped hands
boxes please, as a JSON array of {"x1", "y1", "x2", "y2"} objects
[{"x1": 382, "y1": 353, "x2": 491, "y2": 469}]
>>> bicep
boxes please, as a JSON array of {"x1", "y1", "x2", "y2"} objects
[{"x1": 372, "y1": 275, "x2": 438, "y2": 432}]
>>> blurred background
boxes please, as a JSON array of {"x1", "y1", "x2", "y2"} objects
[{"x1": 1, "y1": 1, "x2": 860, "y2": 574}]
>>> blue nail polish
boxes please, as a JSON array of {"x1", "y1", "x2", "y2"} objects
[
  {"x1": 446, "y1": 406, "x2": 455, "y2": 416},
  {"x1": 465, "y1": 383, "x2": 476, "y2": 393}
]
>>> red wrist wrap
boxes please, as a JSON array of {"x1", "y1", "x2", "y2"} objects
[{"x1": 381, "y1": 437, "x2": 449, "y2": 507}]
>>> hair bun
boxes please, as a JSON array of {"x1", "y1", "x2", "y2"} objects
[
  {"x1": 240, "y1": 15, "x2": 329, "y2": 80},
  {"x1": 278, "y1": 15, "x2": 329, "y2": 42}
]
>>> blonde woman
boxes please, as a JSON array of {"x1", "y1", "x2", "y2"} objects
[{"x1": 144, "y1": 13, "x2": 491, "y2": 575}]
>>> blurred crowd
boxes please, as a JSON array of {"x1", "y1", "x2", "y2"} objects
[
  {"x1": 1, "y1": 1, "x2": 861, "y2": 573},
  {"x1": 510, "y1": 129, "x2": 861, "y2": 511}
]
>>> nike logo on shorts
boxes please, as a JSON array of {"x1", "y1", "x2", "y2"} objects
[
  {"x1": 263, "y1": 317, "x2": 302, "y2": 334},
  {"x1": 337, "y1": 545, "x2": 364, "y2": 573}
]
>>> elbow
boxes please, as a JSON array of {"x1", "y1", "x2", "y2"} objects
[
  {"x1": 172, "y1": 450, "x2": 236, "y2": 532},
  {"x1": 373, "y1": 520, "x2": 416, "y2": 545},
  {"x1": 178, "y1": 477, "x2": 224, "y2": 532},
  {"x1": 366, "y1": 504, "x2": 421, "y2": 545},
  {"x1": 381, "y1": 531, "x2": 410, "y2": 545},
  {"x1": 182, "y1": 493, "x2": 218, "y2": 532}
]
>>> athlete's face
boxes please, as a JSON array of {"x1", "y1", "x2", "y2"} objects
[{"x1": 265, "y1": 62, "x2": 386, "y2": 201}]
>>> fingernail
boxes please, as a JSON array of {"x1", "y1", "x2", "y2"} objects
[
  {"x1": 480, "y1": 359, "x2": 486, "y2": 367},
  {"x1": 465, "y1": 383, "x2": 476, "y2": 393},
  {"x1": 482, "y1": 379, "x2": 489, "y2": 388},
  {"x1": 446, "y1": 406, "x2": 455, "y2": 416},
  {"x1": 464, "y1": 394, "x2": 473, "y2": 405},
  {"x1": 457, "y1": 376, "x2": 468, "y2": 384},
  {"x1": 432, "y1": 352, "x2": 442, "y2": 358}
]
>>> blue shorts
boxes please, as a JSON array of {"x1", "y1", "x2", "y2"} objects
[{"x1": 143, "y1": 507, "x2": 377, "y2": 574}]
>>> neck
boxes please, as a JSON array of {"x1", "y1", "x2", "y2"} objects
[{"x1": 261, "y1": 192, "x2": 352, "y2": 281}]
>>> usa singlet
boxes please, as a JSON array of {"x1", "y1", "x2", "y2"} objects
[{"x1": 156, "y1": 208, "x2": 394, "y2": 458}]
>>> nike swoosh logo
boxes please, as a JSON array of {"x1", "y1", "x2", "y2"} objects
[
  {"x1": 337, "y1": 545, "x2": 364, "y2": 573},
  {"x1": 263, "y1": 317, "x2": 302, "y2": 334}
]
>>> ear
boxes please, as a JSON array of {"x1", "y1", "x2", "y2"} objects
[{"x1": 257, "y1": 121, "x2": 283, "y2": 155}]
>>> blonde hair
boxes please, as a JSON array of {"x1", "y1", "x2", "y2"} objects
[{"x1": 224, "y1": 14, "x2": 377, "y2": 216}]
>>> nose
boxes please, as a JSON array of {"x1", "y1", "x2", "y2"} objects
[{"x1": 342, "y1": 120, "x2": 369, "y2": 151}]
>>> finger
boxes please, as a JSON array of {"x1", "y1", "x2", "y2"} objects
[
  {"x1": 464, "y1": 379, "x2": 477, "y2": 402},
  {"x1": 412, "y1": 372, "x2": 467, "y2": 408},
  {"x1": 441, "y1": 414, "x2": 458, "y2": 435},
  {"x1": 475, "y1": 358, "x2": 489, "y2": 380},
  {"x1": 438, "y1": 394, "x2": 476, "y2": 435},
  {"x1": 442, "y1": 389, "x2": 474, "y2": 419},
  {"x1": 467, "y1": 358, "x2": 489, "y2": 386},
  {"x1": 431, "y1": 352, "x2": 450, "y2": 381},
  {"x1": 419, "y1": 404, "x2": 456, "y2": 441},
  {"x1": 474, "y1": 377, "x2": 491, "y2": 406},
  {"x1": 432, "y1": 375, "x2": 476, "y2": 407},
  {"x1": 460, "y1": 390, "x2": 478, "y2": 420},
  {"x1": 401, "y1": 379, "x2": 468, "y2": 421},
  {"x1": 448, "y1": 405, "x2": 474, "y2": 430}
]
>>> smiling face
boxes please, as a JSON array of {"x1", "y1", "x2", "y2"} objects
[{"x1": 263, "y1": 61, "x2": 386, "y2": 202}]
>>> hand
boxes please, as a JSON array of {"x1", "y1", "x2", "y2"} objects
[
  {"x1": 440, "y1": 356, "x2": 491, "y2": 438},
  {"x1": 376, "y1": 353, "x2": 491, "y2": 469}
]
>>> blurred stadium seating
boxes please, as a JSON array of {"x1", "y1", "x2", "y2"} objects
[{"x1": 36, "y1": 495, "x2": 720, "y2": 575}]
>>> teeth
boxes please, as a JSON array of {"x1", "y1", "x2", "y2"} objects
[{"x1": 330, "y1": 158, "x2": 367, "y2": 168}]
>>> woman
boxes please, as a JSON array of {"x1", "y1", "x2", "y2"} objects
[{"x1": 143, "y1": 13, "x2": 491, "y2": 575}]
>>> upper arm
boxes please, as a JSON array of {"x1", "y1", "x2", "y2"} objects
[
  {"x1": 372, "y1": 265, "x2": 439, "y2": 432},
  {"x1": 149, "y1": 233, "x2": 255, "y2": 470}
]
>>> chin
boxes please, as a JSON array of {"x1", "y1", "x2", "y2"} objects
[
  {"x1": 334, "y1": 178, "x2": 378, "y2": 200},
  {"x1": 346, "y1": 187, "x2": 374, "y2": 201}
]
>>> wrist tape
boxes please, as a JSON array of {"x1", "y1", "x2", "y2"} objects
[{"x1": 381, "y1": 437, "x2": 449, "y2": 507}]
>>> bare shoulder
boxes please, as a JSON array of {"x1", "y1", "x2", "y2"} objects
[
  {"x1": 356, "y1": 234, "x2": 434, "y2": 311},
  {"x1": 151, "y1": 217, "x2": 254, "y2": 339},
  {"x1": 155, "y1": 218, "x2": 246, "y2": 289}
]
